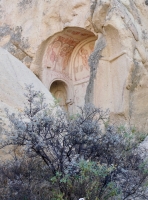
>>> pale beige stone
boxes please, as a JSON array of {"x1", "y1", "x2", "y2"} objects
[
  {"x1": 0, "y1": 47, "x2": 55, "y2": 159},
  {"x1": 0, "y1": 47, "x2": 54, "y2": 126},
  {"x1": 1, "y1": 0, "x2": 148, "y2": 131}
]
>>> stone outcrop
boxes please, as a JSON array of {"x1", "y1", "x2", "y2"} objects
[
  {"x1": 0, "y1": 47, "x2": 54, "y2": 129},
  {"x1": 1, "y1": 0, "x2": 148, "y2": 131}
]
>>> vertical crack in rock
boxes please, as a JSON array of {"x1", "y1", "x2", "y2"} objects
[
  {"x1": 129, "y1": 60, "x2": 141, "y2": 121},
  {"x1": 90, "y1": 0, "x2": 97, "y2": 17},
  {"x1": 113, "y1": 0, "x2": 139, "y2": 41},
  {"x1": 129, "y1": 0, "x2": 141, "y2": 24},
  {"x1": 145, "y1": 0, "x2": 148, "y2": 6},
  {"x1": 85, "y1": 36, "x2": 106, "y2": 103}
]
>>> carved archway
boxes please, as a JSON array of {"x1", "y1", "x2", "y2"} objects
[
  {"x1": 50, "y1": 80, "x2": 68, "y2": 112},
  {"x1": 40, "y1": 27, "x2": 97, "y2": 112},
  {"x1": 50, "y1": 79, "x2": 74, "y2": 112}
]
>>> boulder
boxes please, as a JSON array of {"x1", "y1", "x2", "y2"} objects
[{"x1": 0, "y1": 47, "x2": 54, "y2": 129}]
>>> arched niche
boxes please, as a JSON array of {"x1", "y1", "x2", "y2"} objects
[
  {"x1": 69, "y1": 36, "x2": 100, "y2": 108},
  {"x1": 50, "y1": 80, "x2": 69, "y2": 112},
  {"x1": 70, "y1": 36, "x2": 98, "y2": 82},
  {"x1": 49, "y1": 78, "x2": 74, "y2": 113},
  {"x1": 37, "y1": 27, "x2": 97, "y2": 112}
]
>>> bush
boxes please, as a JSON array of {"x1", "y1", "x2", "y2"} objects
[
  {"x1": 0, "y1": 155, "x2": 52, "y2": 200},
  {"x1": 0, "y1": 85, "x2": 148, "y2": 200}
]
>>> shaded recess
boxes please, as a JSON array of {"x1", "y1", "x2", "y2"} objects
[
  {"x1": 50, "y1": 80, "x2": 68, "y2": 112},
  {"x1": 32, "y1": 27, "x2": 97, "y2": 112}
]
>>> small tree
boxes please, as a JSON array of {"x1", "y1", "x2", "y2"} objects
[{"x1": 0, "y1": 85, "x2": 148, "y2": 200}]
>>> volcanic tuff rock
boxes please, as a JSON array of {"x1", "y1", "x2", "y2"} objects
[
  {"x1": 0, "y1": 47, "x2": 54, "y2": 128},
  {"x1": 0, "y1": 0, "x2": 148, "y2": 130}
]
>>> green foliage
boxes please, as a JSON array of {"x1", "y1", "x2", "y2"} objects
[{"x1": 50, "y1": 160, "x2": 116, "y2": 200}]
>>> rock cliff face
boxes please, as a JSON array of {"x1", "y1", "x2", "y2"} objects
[{"x1": 1, "y1": 0, "x2": 148, "y2": 131}]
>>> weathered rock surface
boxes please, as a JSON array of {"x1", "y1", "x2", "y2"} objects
[
  {"x1": 0, "y1": 47, "x2": 54, "y2": 129},
  {"x1": 1, "y1": 0, "x2": 148, "y2": 131}
]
